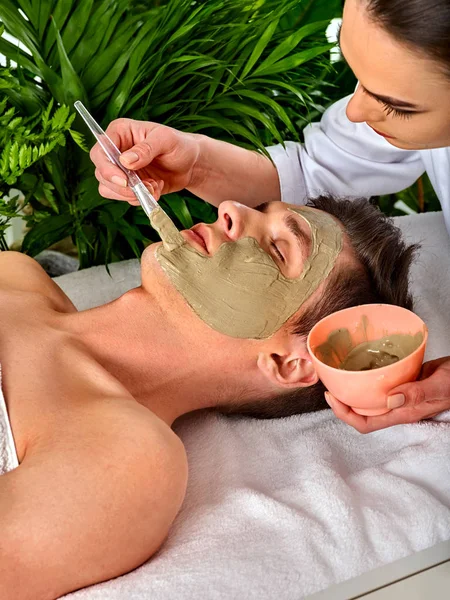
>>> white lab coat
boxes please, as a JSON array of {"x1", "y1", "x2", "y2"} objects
[{"x1": 267, "y1": 95, "x2": 450, "y2": 235}]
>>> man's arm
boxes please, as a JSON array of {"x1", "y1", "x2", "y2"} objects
[{"x1": 0, "y1": 401, "x2": 187, "y2": 600}]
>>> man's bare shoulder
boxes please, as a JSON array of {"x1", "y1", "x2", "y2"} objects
[
  {"x1": 0, "y1": 251, "x2": 75, "y2": 312},
  {"x1": 0, "y1": 398, "x2": 188, "y2": 599}
]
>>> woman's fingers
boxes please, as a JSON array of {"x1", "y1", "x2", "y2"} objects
[
  {"x1": 324, "y1": 392, "x2": 374, "y2": 433},
  {"x1": 324, "y1": 375, "x2": 450, "y2": 433},
  {"x1": 419, "y1": 356, "x2": 450, "y2": 380},
  {"x1": 95, "y1": 167, "x2": 164, "y2": 201},
  {"x1": 97, "y1": 178, "x2": 162, "y2": 203},
  {"x1": 388, "y1": 357, "x2": 450, "y2": 409},
  {"x1": 98, "y1": 184, "x2": 138, "y2": 203}
]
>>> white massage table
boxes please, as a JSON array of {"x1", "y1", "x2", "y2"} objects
[{"x1": 55, "y1": 211, "x2": 450, "y2": 599}]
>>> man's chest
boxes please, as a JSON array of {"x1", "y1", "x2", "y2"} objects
[
  {"x1": 0, "y1": 296, "x2": 128, "y2": 461},
  {"x1": 0, "y1": 291, "x2": 66, "y2": 384}
]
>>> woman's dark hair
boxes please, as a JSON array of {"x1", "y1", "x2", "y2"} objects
[
  {"x1": 365, "y1": 0, "x2": 450, "y2": 76},
  {"x1": 219, "y1": 196, "x2": 419, "y2": 420}
]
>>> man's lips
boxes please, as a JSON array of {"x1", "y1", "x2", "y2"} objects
[
  {"x1": 185, "y1": 228, "x2": 208, "y2": 253},
  {"x1": 369, "y1": 125, "x2": 395, "y2": 139},
  {"x1": 183, "y1": 224, "x2": 232, "y2": 255}
]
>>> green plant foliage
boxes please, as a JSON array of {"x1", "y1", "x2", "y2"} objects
[
  {"x1": 280, "y1": 0, "x2": 343, "y2": 29},
  {"x1": 374, "y1": 173, "x2": 441, "y2": 217},
  {"x1": 0, "y1": 0, "x2": 351, "y2": 267},
  {"x1": 0, "y1": 64, "x2": 85, "y2": 249},
  {"x1": 0, "y1": 99, "x2": 74, "y2": 188}
]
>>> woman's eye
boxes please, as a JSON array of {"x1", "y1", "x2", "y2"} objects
[
  {"x1": 271, "y1": 241, "x2": 285, "y2": 263},
  {"x1": 381, "y1": 101, "x2": 414, "y2": 120},
  {"x1": 362, "y1": 87, "x2": 415, "y2": 120}
]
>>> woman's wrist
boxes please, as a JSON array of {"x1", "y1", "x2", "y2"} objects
[
  {"x1": 187, "y1": 134, "x2": 280, "y2": 208},
  {"x1": 185, "y1": 133, "x2": 213, "y2": 196}
]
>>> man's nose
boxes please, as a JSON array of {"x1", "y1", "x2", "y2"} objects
[
  {"x1": 217, "y1": 201, "x2": 249, "y2": 241},
  {"x1": 346, "y1": 84, "x2": 382, "y2": 123}
]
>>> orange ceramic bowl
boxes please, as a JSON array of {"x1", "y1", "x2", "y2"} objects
[{"x1": 307, "y1": 304, "x2": 428, "y2": 416}]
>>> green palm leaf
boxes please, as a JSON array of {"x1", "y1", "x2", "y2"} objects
[
  {"x1": 254, "y1": 44, "x2": 333, "y2": 76},
  {"x1": 59, "y1": 0, "x2": 94, "y2": 56},
  {"x1": 51, "y1": 18, "x2": 88, "y2": 106},
  {"x1": 240, "y1": 19, "x2": 280, "y2": 80},
  {"x1": 255, "y1": 20, "x2": 329, "y2": 72}
]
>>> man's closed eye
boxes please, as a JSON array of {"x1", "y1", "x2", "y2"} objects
[{"x1": 271, "y1": 241, "x2": 286, "y2": 263}]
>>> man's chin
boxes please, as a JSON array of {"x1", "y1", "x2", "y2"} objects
[
  {"x1": 140, "y1": 242, "x2": 164, "y2": 275},
  {"x1": 142, "y1": 241, "x2": 162, "y2": 258}
]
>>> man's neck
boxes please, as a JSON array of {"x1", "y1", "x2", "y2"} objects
[{"x1": 62, "y1": 287, "x2": 248, "y2": 426}]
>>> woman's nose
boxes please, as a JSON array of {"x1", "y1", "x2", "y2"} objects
[
  {"x1": 217, "y1": 201, "x2": 248, "y2": 241},
  {"x1": 346, "y1": 84, "x2": 382, "y2": 123}
]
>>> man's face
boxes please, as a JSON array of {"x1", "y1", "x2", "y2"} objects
[
  {"x1": 142, "y1": 201, "x2": 351, "y2": 341},
  {"x1": 185, "y1": 201, "x2": 317, "y2": 279}
]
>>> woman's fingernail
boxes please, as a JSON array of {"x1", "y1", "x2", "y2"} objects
[
  {"x1": 387, "y1": 393, "x2": 405, "y2": 409},
  {"x1": 324, "y1": 392, "x2": 332, "y2": 405},
  {"x1": 122, "y1": 151, "x2": 139, "y2": 164},
  {"x1": 111, "y1": 175, "x2": 127, "y2": 188}
]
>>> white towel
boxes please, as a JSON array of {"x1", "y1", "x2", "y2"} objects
[
  {"x1": 55, "y1": 212, "x2": 450, "y2": 600},
  {"x1": 0, "y1": 364, "x2": 19, "y2": 475}
]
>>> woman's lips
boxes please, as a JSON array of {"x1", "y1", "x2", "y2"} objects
[{"x1": 369, "y1": 125, "x2": 395, "y2": 139}]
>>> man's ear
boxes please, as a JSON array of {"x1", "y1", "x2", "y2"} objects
[{"x1": 257, "y1": 339, "x2": 319, "y2": 389}]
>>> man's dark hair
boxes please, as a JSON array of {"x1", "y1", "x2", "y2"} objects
[
  {"x1": 220, "y1": 195, "x2": 418, "y2": 419},
  {"x1": 365, "y1": 0, "x2": 450, "y2": 77}
]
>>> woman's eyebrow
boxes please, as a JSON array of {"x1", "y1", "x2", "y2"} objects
[
  {"x1": 284, "y1": 213, "x2": 311, "y2": 257},
  {"x1": 337, "y1": 23, "x2": 421, "y2": 110}
]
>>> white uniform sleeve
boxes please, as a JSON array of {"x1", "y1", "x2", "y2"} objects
[{"x1": 267, "y1": 95, "x2": 425, "y2": 205}]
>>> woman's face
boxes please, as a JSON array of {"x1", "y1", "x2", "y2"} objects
[{"x1": 340, "y1": 0, "x2": 450, "y2": 149}]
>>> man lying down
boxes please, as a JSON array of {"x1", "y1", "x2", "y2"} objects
[{"x1": 0, "y1": 196, "x2": 416, "y2": 599}]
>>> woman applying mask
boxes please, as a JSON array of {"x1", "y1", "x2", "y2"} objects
[{"x1": 91, "y1": 0, "x2": 450, "y2": 432}]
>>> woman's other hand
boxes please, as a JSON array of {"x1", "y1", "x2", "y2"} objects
[{"x1": 324, "y1": 356, "x2": 450, "y2": 432}]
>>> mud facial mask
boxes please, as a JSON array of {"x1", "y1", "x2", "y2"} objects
[
  {"x1": 315, "y1": 315, "x2": 424, "y2": 371},
  {"x1": 150, "y1": 206, "x2": 185, "y2": 252},
  {"x1": 150, "y1": 206, "x2": 343, "y2": 339},
  {"x1": 340, "y1": 333, "x2": 424, "y2": 371}
]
